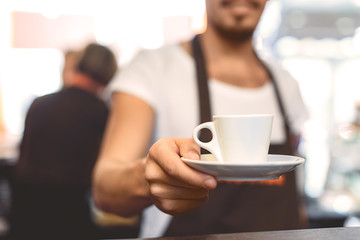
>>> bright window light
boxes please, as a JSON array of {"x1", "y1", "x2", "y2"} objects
[{"x1": 0, "y1": 49, "x2": 62, "y2": 134}]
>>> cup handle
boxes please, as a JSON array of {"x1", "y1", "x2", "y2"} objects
[{"x1": 192, "y1": 122, "x2": 223, "y2": 163}]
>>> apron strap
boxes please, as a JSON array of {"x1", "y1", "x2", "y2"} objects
[
  {"x1": 192, "y1": 34, "x2": 212, "y2": 153},
  {"x1": 267, "y1": 69, "x2": 292, "y2": 145}
]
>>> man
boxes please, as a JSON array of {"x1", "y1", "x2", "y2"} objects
[
  {"x1": 10, "y1": 43, "x2": 118, "y2": 239},
  {"x1": 93, "y1": 0, "x2": 308, "y2": 238}
]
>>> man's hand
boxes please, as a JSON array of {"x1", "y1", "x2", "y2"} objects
[{"x1": 145, "y1": 138, "x2": 217, "y2": 215}]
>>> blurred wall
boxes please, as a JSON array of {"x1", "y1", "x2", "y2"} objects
[{"x1": 12, "y1": 11, "x2": 96, "y2": 50}]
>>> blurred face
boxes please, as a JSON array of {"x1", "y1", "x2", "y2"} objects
[
  {"x1": 62, "y1": 51, "x2": 79, "y2": 87},
  {"x1": 205, "y1": 0, "x2": 268, "y2": 40}
]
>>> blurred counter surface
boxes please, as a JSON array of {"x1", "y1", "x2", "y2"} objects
[{"x1": 138, "y1": 227, "x2": 359, "y2": 240}]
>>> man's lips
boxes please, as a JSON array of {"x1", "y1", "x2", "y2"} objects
[{"x1": 221, "y1": 0, "x2": 257, "y2": 15}]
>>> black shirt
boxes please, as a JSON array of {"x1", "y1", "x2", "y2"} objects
[{"x1": 15, "y1": 87, "x2": 108, "y2": 189}]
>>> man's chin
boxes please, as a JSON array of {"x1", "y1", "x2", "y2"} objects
[{"x1": 216, "y1": 28, "x2": 254, "y2": 42}]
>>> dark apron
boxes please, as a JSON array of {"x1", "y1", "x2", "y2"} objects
[{"x1": 164, "y1": 35, "x2": 305, "y2": 237}]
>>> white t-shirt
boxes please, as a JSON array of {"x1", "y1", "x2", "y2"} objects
[{"x1": 109, "y1": 43, "x2": 308, "y2": 238}]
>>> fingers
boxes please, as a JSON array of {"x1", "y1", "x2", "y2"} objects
[
  {"x1": 151, "y1": 196, "x2": 209, "y2": 216},
  {"x1": 146, "y1": 138, "x2": 216, "y2": 189},
  {"x1": 145, "y1": 137, "x2": 217, "y2": 215},
  {"x1": 149, "y1": 182, "x2": 209, "y2": 200}
]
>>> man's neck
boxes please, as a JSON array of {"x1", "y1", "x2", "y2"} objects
[
  {"x1": 200, "y1": 28, "x2": 257, "y2": 59},
  {"x1": 188, "y1": 29, "x2": 269, "y2": 88},
  {"x1": 69, "y1": 73, "x2": 104, "y2": 97}
]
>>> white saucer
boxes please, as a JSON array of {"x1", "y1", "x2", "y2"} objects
[{"x1": 181, "y1": 154, "x2": 305, "y2": 181}]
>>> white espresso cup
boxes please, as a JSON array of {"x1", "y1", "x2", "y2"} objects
[{"x1": 193, "y1": 114, "x2": 273, "y2": 163}]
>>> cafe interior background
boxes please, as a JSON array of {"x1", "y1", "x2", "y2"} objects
[{"x1": 0, "y1": 0, "x2": 360, "y2": 236}]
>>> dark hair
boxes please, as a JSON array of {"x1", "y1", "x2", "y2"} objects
[{"x1": 76, "y1": 43, "x2": 118, "y2": 86}]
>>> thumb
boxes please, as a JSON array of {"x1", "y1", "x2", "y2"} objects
[{"x1": 178, "y1": 138, "x2": 201, "y2": 160}]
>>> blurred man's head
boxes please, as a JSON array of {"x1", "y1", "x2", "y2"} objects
[
  {"x1": 76, "y1": 43, "x2": 118, "y2": 86},
  {"x1": 76, "y1": 43, "x2": 118, "y2": 87},
  {"x1": 205, "y1": 0, "x2": 268, "y2": 41},
  {"x1": 62, "y1": 43, "x2": 118, "y2": 95}
]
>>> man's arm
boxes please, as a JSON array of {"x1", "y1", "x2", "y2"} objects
[
  {"x1": 92, "y1": 92, "x2": 217, "y2": 217},
  {"x1": 92, "y1": 92, "x2": 154, "y2": 217}
]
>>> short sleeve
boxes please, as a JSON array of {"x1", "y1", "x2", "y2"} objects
[{"x1": 109, "y1": 49, "x2": 162, "y2": 109}]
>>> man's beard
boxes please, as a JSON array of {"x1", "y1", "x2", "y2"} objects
[{"x1": 214, "y1": 24, "x2": 255, "y2": 42}]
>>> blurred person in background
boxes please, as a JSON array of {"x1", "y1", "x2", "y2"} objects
[
  {"x1": 61, "y1": 49, "x2": 81, "y2": 88},
  {"x1": 9, "y1": 43, "x2": 118, "y2": 239},
  {"x1": 93, "y1": 0, "x2": 308, "y2": 238}
]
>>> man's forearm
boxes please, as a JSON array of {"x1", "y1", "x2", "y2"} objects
[{"x1": 92, "y1": 157, "x2": 153, "y2": 217}]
